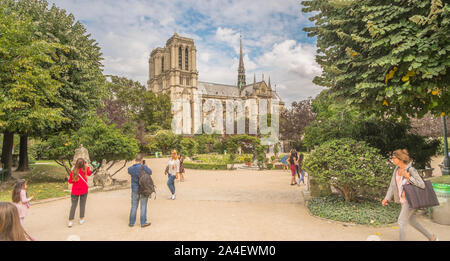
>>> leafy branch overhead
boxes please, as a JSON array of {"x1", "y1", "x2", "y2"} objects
[{"x1": 302, "y1": 0, "x2": 449, "y2": 118}]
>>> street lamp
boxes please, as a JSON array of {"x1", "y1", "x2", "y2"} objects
[{"x1": 442, "y1": 115, "x2": 450, "y2": 175}]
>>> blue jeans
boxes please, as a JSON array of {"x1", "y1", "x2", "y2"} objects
[
  {"x1": 167, "y1": 174, "x2": 176, "y2": 195},
  {"x1": 299, "y1": 170, "x2": 305, "y2": 184},
  {"x1": 129, "y1": 191, "x2": 149, "y2": 226}
]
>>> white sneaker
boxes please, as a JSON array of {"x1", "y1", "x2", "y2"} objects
[
  {"x1": 171, "y1": 194, "x2": 176, "y2": 200},
  {"x1": 79, "y1": 219, "x2": 85, "y2": 225},
  {"x1": 68, "y1": 221, "x2": 73, "y2": 228}
]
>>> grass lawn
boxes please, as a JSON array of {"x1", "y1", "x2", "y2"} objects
[{"x1": 0, "y1": 164, "x2": 70, "y2": 202}]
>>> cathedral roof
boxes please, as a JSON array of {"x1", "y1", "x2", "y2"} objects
[
  {"x1": 198, "y1": 81, "x2": 240, "y2": 97},
  {"x1": 198, "y1": 81, "x2": 283, "y2": 102}
]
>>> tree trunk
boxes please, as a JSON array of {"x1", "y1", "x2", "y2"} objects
[
  {"x1": 1, "y1": 131, "x2": 14, "y2": 180},
  {"x1": 16, "y1": 134, "x2": 30, "y2": 172}
]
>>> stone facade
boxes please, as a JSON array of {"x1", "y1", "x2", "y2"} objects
[{"x1": 148, "y1": 33, "x2": 285, "y2": 135}]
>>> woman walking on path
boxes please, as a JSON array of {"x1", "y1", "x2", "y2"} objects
[
  {"x1": 0, "y1": 202, "x2": 35, "y2": 241},
  {"x1": 178, "y1": 154, "x2": 185, "y2": 182},
  {"x1": 382, "y1": 149, "x2": 438, "y2": 241},
  {"x1": 297, "y1": 153, "x2": 305, "y2": 185},
  {"x1": 166, "y1": 150, "x2": 180, "y2": 200},
  {"x1": 289, "y1": 150, "x2": 297, "y2": 185},
  {"x1": 12, "y1": 179, "x2": 33, "y2": 226},
  {"x1": 67, "y1": 158, "x2": 91, "y2": 228}
]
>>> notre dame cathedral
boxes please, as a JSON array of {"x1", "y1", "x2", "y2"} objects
[{"x1": 147, "y1": 32, "x2": 285, "y2": 135}]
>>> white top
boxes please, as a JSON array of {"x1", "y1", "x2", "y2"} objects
[{"x1": 168, "y1": 159, "x2": 180, "y2": 175}]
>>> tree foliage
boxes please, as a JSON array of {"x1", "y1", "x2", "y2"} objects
[
  {"x1": 98, "y1": 75, "x2": 172, "y2": 149},
  {"x1": 42, "y1": 117, "x2": 139, "y2": 175},
  {"x1": 304, "y1": 90, "x2": 440, "y2": 168},
  {"x1": 302, "y1": 0, "x2": 449, "y2": 118},
  {"x1": 280, "y1": 98, "x2": 316, "y2": 144},
  {"x1": 5, "y1": 0, "x2": 107, "y2": 134},
  {"x1": 0, "y1": 3, "x2": 67, "y2": 134}
]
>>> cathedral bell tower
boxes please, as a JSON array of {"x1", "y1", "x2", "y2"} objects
[{"x1": 148, "y1": 32, "x2": 198, "y2": 100}]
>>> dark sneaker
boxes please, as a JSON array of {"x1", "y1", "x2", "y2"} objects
[
  {"x1": 141, "y1": 222, "x2": 151, "y2": 228},
  {"x1": 129, "y1": 224, "x2": 134, "y2": 227}
]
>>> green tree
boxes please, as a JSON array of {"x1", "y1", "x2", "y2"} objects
[
  {"x1": 302, "y1": 0, "x2": 449, "y2": 118},
  {"x1": 0, "y1": 4, "x2": 68, "y2": 177},
  {"x1": 4, "y1": 0, "x2": 106, "y2": 171},
  {"x1": 43, "y1": 117, "x2": 139, "y2": 176},
  {"x1": 303, "y1": 90, "x2": 440, "y2": 169},
  {"x1": 153, "y1": 130, "x2": 179, "y2": 155},
  {"x1": 98, "y1": 75, "x2": 172, "y2": 149},
  {"x1": 179, "y1": 138, "x2": 198, "y2": 158}
]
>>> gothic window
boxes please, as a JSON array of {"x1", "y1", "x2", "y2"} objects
[
  {"x1": 178, "y1": 47, "x2": 182, "y2": 69},
  {"x1": 161, "y1": 56, "x2": 164, "y2": 72},
  {"x1": 180, "y1": 76, "x2": 183, "y2": 85},
  {"x1": 185, "y1": 47, "x2": 189, "y2": 70}
]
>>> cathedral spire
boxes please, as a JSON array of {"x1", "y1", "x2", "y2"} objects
[{"x1": 237, "y1": 33, "x2": 246, "y2": 89}]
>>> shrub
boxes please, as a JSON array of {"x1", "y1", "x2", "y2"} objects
[
  {"x1": 266, "y1": 163, "x2": 273, "y2": 170},
  {"x1": 179, "y1": 138, "x2": 198, "y2": 158},
  {"x1": 274, "y1": 143, "x2": 279, "y2": 155},
  {"x1": 402, "y1": 135, "x2": 440, "y2": 169},
  {"x1": 255, "y1": 145, "x2": 268, "y2": 170},
  {"x1": 437, "y1": 137, "x2": 450, "y2": 155},
  {"x1": 305, "y1": 138, "x2": 394, "y2": 202},
  {"x1": 153, "y1": 130, "x2": 179, "y2": 154},
  {"x1": 309, "y1": 176, "x2": 332, "y2": 198},
  {"x1": 303, "y1": 94, "x2": 439, "y2": 170}
]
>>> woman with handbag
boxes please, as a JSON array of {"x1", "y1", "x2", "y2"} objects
[
  {"x1": 382, "y1": 149, "x2": 438, "y2": 241},
  {"x1": 68, "y1": 158, "x2": 91, "y2": 227}
]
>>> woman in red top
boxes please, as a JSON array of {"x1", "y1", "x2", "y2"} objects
[{"x1": 68, "y1": 158, "x2": 91, "y2": 228}]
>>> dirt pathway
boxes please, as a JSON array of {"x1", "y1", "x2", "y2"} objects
[{"x1": 21, "y1": 158, "x2": 450, "y2": 241}]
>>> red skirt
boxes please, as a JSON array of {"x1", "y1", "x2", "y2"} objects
[{"x1": 290, "y1": 164, "x2": 296, "y2": 176}]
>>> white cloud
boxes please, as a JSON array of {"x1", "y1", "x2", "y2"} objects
[
  {"x1": 47, "y1": 0, "x2": 321, "y2": 105},
  {"x1": 254, "y1": 40, "x2": 324, "y2": 105}
]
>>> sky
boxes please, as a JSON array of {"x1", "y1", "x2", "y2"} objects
[{"x1": 47, "y1": 0, "x2": 325, "y2": 106}]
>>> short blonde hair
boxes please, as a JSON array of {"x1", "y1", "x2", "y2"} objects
[{"x1": 393, "y1": 149, "x2": 410, "y2": 164}]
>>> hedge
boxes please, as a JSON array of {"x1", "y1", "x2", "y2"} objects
[{"x1": 183, "y1": 162, "x2": 228, "y2": 170}]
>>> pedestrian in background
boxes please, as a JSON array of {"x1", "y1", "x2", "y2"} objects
[
  {"x1": 178, "y1": 154, "x2": 185, "y2": 182},
  {"x1": 297, "y1": 153, "x2": 305, "y2": 185},
  {"x1": 12, "y1": 179, "x2": 33, "y2": 226}
]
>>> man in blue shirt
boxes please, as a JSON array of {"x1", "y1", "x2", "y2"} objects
[{"x1": 128, "y1": 153, "x2": 152, "y2": 228}]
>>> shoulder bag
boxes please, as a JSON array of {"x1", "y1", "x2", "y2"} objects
[{"x1": 403, "y1": 170, "x2": 439, "y2": 209}]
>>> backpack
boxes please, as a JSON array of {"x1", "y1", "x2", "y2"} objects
[{"x1": 138, "y1": 165, "x2": 156, "y2": 198}]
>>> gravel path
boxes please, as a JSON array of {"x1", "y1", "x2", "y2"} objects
[{"x1": 21, "y1": 157, "x2": 450, "y2": 241}]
